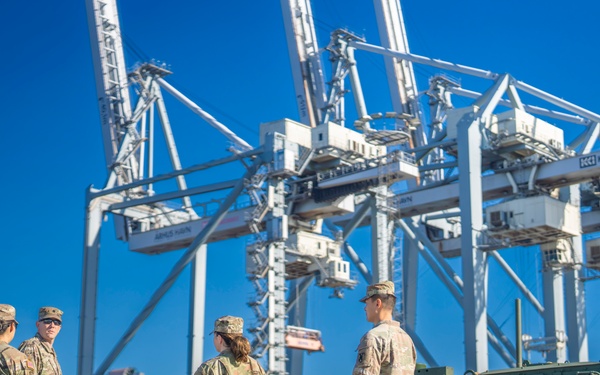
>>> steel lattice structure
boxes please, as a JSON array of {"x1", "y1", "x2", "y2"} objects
[{"x1": 79, "y1": 0, "x2": 599, "y2": 374}]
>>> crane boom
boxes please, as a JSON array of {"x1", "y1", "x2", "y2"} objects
[
  {"x1": 280, "y1": 0, "x2": 328, "y2": 127},
  {"x1": 86, "y1": 0, "x2": 138, "y2": 183}
]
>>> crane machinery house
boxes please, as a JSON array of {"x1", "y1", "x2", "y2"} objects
[
  {"x1": 485, "y1": 195, "x2": 581, "y2": 247},
  {"x1": 446, "y1": 107, "x2": 565, "y2": 157},
  {"x1": 259, "y1": 118, "x2": 385, "y2": 163}
]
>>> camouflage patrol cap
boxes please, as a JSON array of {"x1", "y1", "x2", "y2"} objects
[
  {"x1": 211, "y1": 315, "x2": 244, "y2": 335},
  {"x1": 0, "y1": 304, "x2": 18, "y2": 324},
  {"x1": 359, "y1": 280, "x2": 395, "y2": 302},
  {"x1": 38, "y1": 307, "x2": 63, "y2": 322}
]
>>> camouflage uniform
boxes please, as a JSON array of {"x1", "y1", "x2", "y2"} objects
[
  {"x1": 194, "y1": 349, "x2": 265, "y2": 375},
  {"x1": 17, "y1": 335, "x2": 60, "y2": 375},
  {"x1": 0, "y1": 341, "x2": 36, "y2": 375},
  {"x1": 353, "y1": 281, "x2": 416, "y2": 375},
  {"x1": 0, "y1": 304, "x2": 36, "y2": 375},
  {"x1": 194, "y1": 316, "x2": 266, "y2": 375},
  {"x1": 0, "y1": 341, "x2": 35, "y2": 375},
  {"x1": 18, "y1": 307, "x2": 63, "y2": 375},
  {"x1": 352, "y1": 320, "x2": 416, "y2": 375}
]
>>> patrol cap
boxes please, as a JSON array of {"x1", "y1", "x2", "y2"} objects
[
  {"x1": 359, "y1": 280, "x2": 395, "y2": 302},
  {"x1": 0, "y1": 304, "x2": 18, "y2": 324},
  {"x1": 210, "y1": 315, "x2": 243, "y2": 335},
  {"x1": 38, "y1": 307, "x2": 63, "y2": 322}
]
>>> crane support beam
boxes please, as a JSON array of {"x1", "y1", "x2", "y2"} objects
[
  {"x1": 188, "y1": 246, "x2": 207, "y2": 375},
  {"x1": 449, "y1": 86, "x2": 590, "y2": 126},
  {"x1": 457, "y1": 105, "x2": 488, "y2": 372},
  {"x1": 156, "y1": 78, "x2": 253, "y2": 151},
  {"x1": 349, "y1": 40, "x2": 600, "y2": 124},
  {"x1": 91, "y1": 159, "x2": 262, "y2": 375},
  {"x1": 396, "y1": 150, "x2": 600, "y2": 217},
  {"x1": 330, "y1": 151, "x2": 600, "y2": 232},
  {"x1": 91, "y1": 148, "x2": 262, "y2": 199},
  {"x1": 402, "y1": 220, "x2": 516, "y2": 363},
  {"x1": 77, "y1": 195, "x2": 106, "y2": 375},
  {"x1": 122, "y1": 149, "x2": 600, "y2": 255}
]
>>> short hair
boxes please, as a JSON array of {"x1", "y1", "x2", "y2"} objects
[{"x1": 369, "y1": 294, "x2": 396, "y2": 310}]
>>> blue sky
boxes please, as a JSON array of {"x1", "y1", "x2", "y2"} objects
[{"x1": 1, "y1": 1, "x2": 599, "y2": 374}]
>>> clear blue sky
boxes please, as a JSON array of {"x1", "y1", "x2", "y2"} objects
[{"x1": 1, "y1": 1, "x2": 599, "y2": 374}]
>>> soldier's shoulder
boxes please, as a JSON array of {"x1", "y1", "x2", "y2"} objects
[
  {"x1": 367, "y1": 321, "x2": 401, "y2": 340},
  {"x1": 0, "y1": 345, "x2": 34, "y2": 372},
  {"x1": 1, "y1": 345, "x2": 27, "y2": 360},
  {"x1": 359, "y1": 328, "x2": 382, "y2": 347},
  {"x1": 18, "y1": 336, "x2": 40, "y2": 347},
  {"x1": 200, "y1": 356, "x2": 226, "y2": 369},
  {"x1": 368, "y1": 322, "x2": 392, "y2": 335},
  {"x1": 18, "y1": 337, "x2": 40, "y2": 352}
]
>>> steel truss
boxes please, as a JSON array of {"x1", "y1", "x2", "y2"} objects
[{"x1": 81, "y1": 0, "x2": 599, "y2": 374}]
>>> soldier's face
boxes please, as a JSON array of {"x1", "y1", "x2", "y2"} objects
[
  {"x1": 364, "y1": 298, "x2": 378, "y2": 323},
  {"x1": 36, "y1": 319, "x2": 61, "y2": 342}
]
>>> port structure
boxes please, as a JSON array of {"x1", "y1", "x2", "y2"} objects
[{"x1": 79, "y1": 0, "x2": 600, "y2": 374}]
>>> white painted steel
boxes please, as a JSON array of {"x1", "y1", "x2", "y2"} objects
[
  {"x1": 93, "y1": 159, "x2": 262, "y2": 375},
  {"x1": 563, "y1": 185, "x2": 589, "y2": 361},
  {"x1": 371, "y1": 186, "x2": 393, "y2": 282},
  {"x1": 280, "y1": 0, "x2": 327, "y2": 127},
  {"x1": 457, "y1": 107, "x2": 489, "y2": 371},
  {"x1": 489, "y1": 251, "x2": 544, "y2": 315},
  {"x1": 286, "y1": 278, "x2": 309, "y2": 375},
  {"x1": 449, "y1": 86, "x2": 590, "y2": 126},
  {"x1": 373, "y1": 0, "x2": 419, "y2": 118},
  {"x1": 188, "y1": 246, "x2": 207, "y2": 375},
  {"x1": 156, "y1": 78, "x2": 253, "y2": 151},
  {"x1": 77, "y1": 197, "x2": 105, "y2": 375},
  {"x1": 81, "y1": 0, "x2": 600, "y2": 371},
  {"x1": 542, "y1": 268, "x2": 567, "y2": 362},
  {"x1": 154, "y1": 84, "x2": 195, "y2": 215},
  {"x1": 85, "y1": 0, "x2": 134, "y2": 168},
  {"x1": 350, "y1": 40, "x2": 498, "y2": 80}
]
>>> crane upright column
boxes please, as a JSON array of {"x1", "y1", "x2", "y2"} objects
[
  {"x1": 266, "y1": 178, "x2": 289, "y2": 374},
  {"x1": 457, "y1": 106, "x2": 489, "y2": 372}
]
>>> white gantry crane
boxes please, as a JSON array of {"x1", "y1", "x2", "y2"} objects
[{"x1": 80, "y1": 0, "x2": 599, "y2": 374}]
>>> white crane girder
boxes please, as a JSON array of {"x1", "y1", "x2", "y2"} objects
[{"x1": 397, "y1": 152, "x2": 600, "y2": 217}]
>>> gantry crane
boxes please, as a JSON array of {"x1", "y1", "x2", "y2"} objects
[{"x1": 80, "y1": 0, "x2": 599, "y2": 374}]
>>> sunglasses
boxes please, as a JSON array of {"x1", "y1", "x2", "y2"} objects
[{"x1": 39, "y1": 318, "x2": 62, "y2": 326}]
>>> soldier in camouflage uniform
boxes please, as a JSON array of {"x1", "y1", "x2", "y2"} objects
[
  {"x1": 18, "y1": 307, "x2": 62, "y2": 375},
  {"x1": 194, "y1": 316, "x2": 265, "y2": 375},
  {"x1": 0, "y1": 304, "x2": 36, "y2": 375},
  {"x1": 353, "y1": 281, "x2": 416, "y2": 375}
]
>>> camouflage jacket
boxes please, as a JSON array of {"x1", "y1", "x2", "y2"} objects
[
  {"x1": 194, "y1": 349, "x2": 266, "y2": 375},
  {"x1": 352, "y1": 320, "x2": 416, "y2": 375},
  {"x1": 0, "y1": 341, "x2": 36, "y2": 375},
  {"x1": 17, "y1": 334, "x2": 61, "y2": 375}
]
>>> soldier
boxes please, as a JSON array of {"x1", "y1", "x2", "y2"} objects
[
  {"x1": 194, "y1": 315, "x2": 265, "y2": 375},
  {"x1": 353, "y1": 281, "x2": 416, "y2": 375},
  {"x1": 18, "y1": 307, "x2": 63, "y2": 375},
  {"x1": 0, "y1": 304, "x2": 35, "y2": 375}
]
